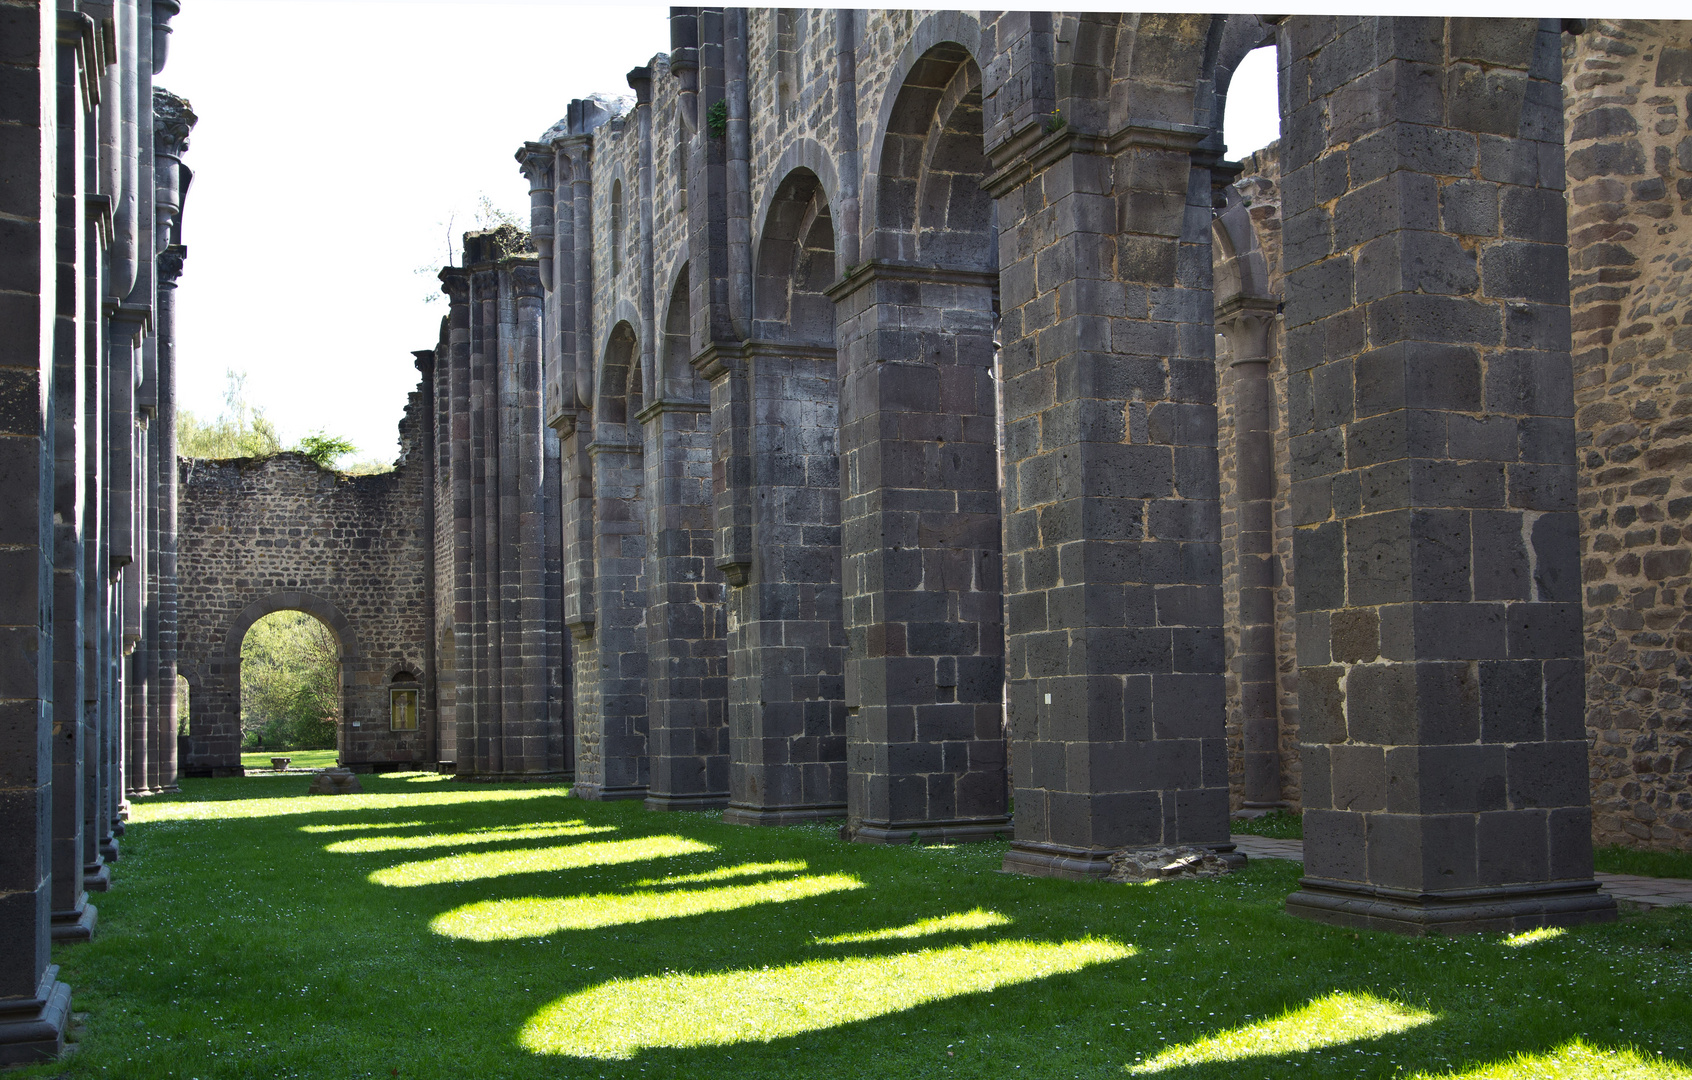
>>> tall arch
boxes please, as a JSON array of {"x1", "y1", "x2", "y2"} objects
[
  {"x1": 832, "y1": 40, "x2": 1008, "y2": 844},
  {"x1": 214, "y1": 593, "x2": 358, "y2": 765}
]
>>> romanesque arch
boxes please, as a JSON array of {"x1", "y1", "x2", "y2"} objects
[{"x1": 218, "y1": 593, "x2": 357, "y2": 761}]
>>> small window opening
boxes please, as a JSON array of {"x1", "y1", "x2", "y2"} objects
[
  {"x1": 611, "y1": 179, "x2": 625, "y2": 276},
  {"x1": 390, "y1": 672, "x2": 419, "y2": 732}
]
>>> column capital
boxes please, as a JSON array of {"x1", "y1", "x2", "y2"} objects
[{"x1": 1215, "y1": 295, "x2": 1278, "y2": 363}]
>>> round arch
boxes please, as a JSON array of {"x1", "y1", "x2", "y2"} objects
[{"x1": 217, "y1": 591, "x2": 359, "y2": 764}]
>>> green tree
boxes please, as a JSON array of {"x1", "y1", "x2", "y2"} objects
[
  {"x1": 177, "y1": 369, "x2": 283, "y2": 459},
  {"x1": 295, "y1": 431, "x2": 356, "y2": 469},
  {"x1": 240, "y1": 611, "x2": 340, "y2": 750}
]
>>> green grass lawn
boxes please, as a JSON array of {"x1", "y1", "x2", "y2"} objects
[
  {"x1": 28, "y1": 775, "x2": 1692, "y2": 1080},
  {"x1": 239, "y1": 748, "x2": 339, "y2": 771},
  {"x1": 1231, "y1": 811, "x2": 1692, "y2": 881}
]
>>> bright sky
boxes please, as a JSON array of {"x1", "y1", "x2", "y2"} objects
[
  {"x1": 166, "y1": 1, "x2": 671, "y2": 464},
  {"x1": 165, "y1": 4, "x2": 1278, "y2": 465}
]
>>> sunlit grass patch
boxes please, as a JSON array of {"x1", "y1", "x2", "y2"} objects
[
  {"x1": 635, "y1": 860, "x2": 807, "y2": 887},
  {"x1": 1408, "y1": 1040, "x2": 1692, "y2": 1079},
  {"x1": 520, "y1": 936, "x2": 1133, "y2": 1059},
  {"x1": 432, "y1": 873, "x2": 862, "y2": 940},
  {"x1": 132, "y1": 785, "x2": 568, "y2": 823},
  {"x1": 369, "y1": 835, "x2": 715, "y2": 887},
  {"x1": 1128, "y1": 991, "x2": 1435, "y2": 1074},
  {"x1": 326, "y1": 822, "x2": 613, "y2": 854},
  {"x1": 300, "y1": 820, "x2": 429, "y2": 833},
  {"x1": 1502, "y1": 927, "x2": 1567, "y2": 949},
  {"x1": 815, "y1": 908, "x2": 1009, "y2": 945}
]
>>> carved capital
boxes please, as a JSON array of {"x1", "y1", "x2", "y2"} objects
[
  {"x1": 152, "y1": 87, "x2": 195, "y2": 156},
  {"x1": 517, "y1": 142, "x2": 553, "y2": 189},
  {"x1": 437, "y1": 267, "x2": 470, "y2": 305},
  {"x1": 1215, "y1": 296, "x2": 1279, "y2": 364},
  {"x1": 156, "y1": 244, "x2": 185, "y2": 284}
]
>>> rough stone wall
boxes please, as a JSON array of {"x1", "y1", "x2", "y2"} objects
[
  {"x1": 176, "y1": 392, "x2": 434, "y2": 770},
  {"x1": 1565, "y1": 20, "x2": 1692, "y2": 849}
]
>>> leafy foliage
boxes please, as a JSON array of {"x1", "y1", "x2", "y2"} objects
[
  {"x1": 176, "y1": 369, "x2": 283, "y2": 460},
  {"x1": 240, "y1": 611, "x2": 339, "y2": 750},
  {"x1": 294, "y1": 431, "x2": 357, "y2": 469}
]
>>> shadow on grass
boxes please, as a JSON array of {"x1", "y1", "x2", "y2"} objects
[{"x1": 29, "y1": 774, "x2": 1692, "y2": 1080}]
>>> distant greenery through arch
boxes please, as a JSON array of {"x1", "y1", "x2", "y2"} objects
[{"x1": 241, "y1": 611, "x2": 339, "y2": 751}]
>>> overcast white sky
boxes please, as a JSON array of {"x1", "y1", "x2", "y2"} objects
[
  {"x1": 166, "y1": 1, "x2": 672, "y2": 463},
  {"x1": 165, "y1": 3, "x2": 1279, "y2": 464}
]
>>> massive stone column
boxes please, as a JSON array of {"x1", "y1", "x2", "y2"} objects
[
  {"x1": 833, "y1": 265, "x2": 1009, "y2": 843},
  {"x1": 988, "y1": 13, "x2": 1236, "y2": 878},
  {"x1": 50, "y1": 13, "x2": 94, "y2": 943},
  {"x1": 1278, "y1": 16, "x2": 1615, "y2": 932},
  {"x1": 643, "y1": 276, "x2": 727, "y2": 811},
  {"x1": 578, "y1": 323, "x2": 651, "y2": 801},
  {"x1": 0, "y1": 0, "x2": 74, "y2": 1061}
]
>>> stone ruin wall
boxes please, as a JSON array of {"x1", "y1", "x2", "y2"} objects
[
  {"x1": 175, "y1": 389, "x2": 435, "y2": 770},
  {"x1": 1565, "y1": 20, "x2": 1692, "y2": 850}
]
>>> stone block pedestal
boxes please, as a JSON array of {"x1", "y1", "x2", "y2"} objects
[{"x1": 0, "y1": 967, "x2": 71, "y2": 1067}]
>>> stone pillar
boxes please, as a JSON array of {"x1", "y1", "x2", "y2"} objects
[
  {"x1": 81, "y1": 52, "x2": 115, "y2": 885},
  {"x1": 831, "y1": 265, "x2": 1010, "y2": 843},
  {"x1": 580, "y1": 423, "x2": 650, "y2": 801},
  {"x1": 1218, "y1": 299, "x2": 1284, "y2": 808},
  {"x1": 699, "y1": 342, "x2": 849, "y2": 825},
  {"x1": 990, "y1": 133, "x2": 1235, "y2": 878},
  {"x1": 153, "y1": 245, "x2": 182, "y2": 791},
  {"x1": 642, "y1": 396, "x2": 729, "y2": 810},
  {"x1": 440, "y1": 268, "x2": 474, "y2": 772},
  {"x1": 0, "y1": 0, "x2": 74, "y2": 1061},
  {"x1": 1279, "y1": 16, "x2": 1615, "y2": 933},
  {"x1": 50, "y1": 15, "x2": 94, "y2": 942}
]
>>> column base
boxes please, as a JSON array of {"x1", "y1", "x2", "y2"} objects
[
  {"x1": 1002, "y1": 840, "x2": 1243, "y2": 879},
  {"x1": 645, "y1": 792, "x2": 731, "y2": 812},
  {"x1": 97, "y1": 835, "x2": 118, "y2": 863},
  {"x1": 82, "y1": 859, "x2": 111, "y2": 893},
  {"x1": 569, "y1": 782, "x2": 648, "y2": 801},
  {"x1": 49, "y1": 901, "x2": 97, "y2": 943},
  {"x1": 1286, "y1": 876, "x2": 1619, "y2": 936},
  {"x1": 722, "y1": 802, "x2": 846, "y2": 826},
  {"x1": 0, "y1": 966, "x2": 71, "y2": 1066},
  {"x1": 850, "y1": 816, "x2": 1012, "y2": 844},
  {"x1": 451, "y1": 771, "x2": 573, "y2": 784}
]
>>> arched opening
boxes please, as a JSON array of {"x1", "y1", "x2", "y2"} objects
[
  {"x1": 875, "y1": 43, "x2": 996, "y2": 269},
  {"x1": 754, "y1": 168, "x2": 835, "y2": 343},
  {"x1": 238, "y1": 610, "x2": 341, "y2": 754},
  {"x1": 1222, "y1": 45, "x2": 1279, "y2": 160}
]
